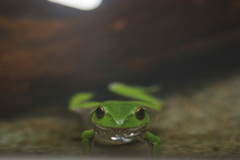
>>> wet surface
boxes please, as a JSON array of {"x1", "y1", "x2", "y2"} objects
[{"x1": 1, "y1": 73, "x2": 240, "y2": 158}]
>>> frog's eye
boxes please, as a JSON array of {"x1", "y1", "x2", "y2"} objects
[
  {"x1": 135, "y1": 107, "x2": 145, "y2": 120},
  {"x1": 96, "y1": 106, "x2": 105, "y2": 119}
]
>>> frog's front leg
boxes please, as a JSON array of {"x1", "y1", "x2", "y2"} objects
[
  {"x1": 81, "y1": 129, "x2": 94, "y2": 155},
  {"x1": 144, "y1": 131, "x2": 161, "y2": 157}
]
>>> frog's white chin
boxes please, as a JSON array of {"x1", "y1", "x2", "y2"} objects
[
  {"x1": 94, "y1": 124, "x2": 147, "y2": 145},
  {"x1": 96, "y1": 137, "x2": 136, "y2": 145}
]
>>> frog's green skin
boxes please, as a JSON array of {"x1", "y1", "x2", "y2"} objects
[{"x1": 69, "y1": 82, "x2": 162, "y2": 157}]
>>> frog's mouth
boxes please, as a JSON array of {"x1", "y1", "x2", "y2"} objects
[
  {"x1": 94, "y1": 124, "x2": 147, "y2": 132},
  {"x1": 93, "y1": 124, "x2": 147, "y2": 143}
]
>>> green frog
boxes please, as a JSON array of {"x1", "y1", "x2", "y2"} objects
[{"x1": 68, "y1": 82, "x2": 162, "y2": 157}]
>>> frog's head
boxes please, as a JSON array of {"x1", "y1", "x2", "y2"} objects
[{"x1": 91, "y1": 100, "x2": 150, "y2": 128}]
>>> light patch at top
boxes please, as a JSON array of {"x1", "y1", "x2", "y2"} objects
[{"x1": 48, "y1": 0, "x2": 103, "y2": 11}]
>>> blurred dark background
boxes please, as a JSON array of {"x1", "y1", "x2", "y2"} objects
[{"x1": 1, "y1": 0, "x2": 240, "y2": 115}]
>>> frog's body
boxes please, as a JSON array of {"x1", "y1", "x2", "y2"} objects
[{"x1": 69, "y1": 83, "x2": 162, "y2": 157}]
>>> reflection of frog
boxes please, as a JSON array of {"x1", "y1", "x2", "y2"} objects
[{"x1": 69, "y1": 82, "x2": 162, "y2": 157}]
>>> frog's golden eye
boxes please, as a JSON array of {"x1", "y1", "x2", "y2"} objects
[
  {"x1": 135, "y1": 107, "x2": 145, "y2": 120},
  {"x1": 96, "y1": 106, "x2": 105, "y2": 119}
]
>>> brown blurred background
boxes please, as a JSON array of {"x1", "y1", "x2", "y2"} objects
[{"x1": 0, "y1": 0, "x2": 240, "y2": 115}]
